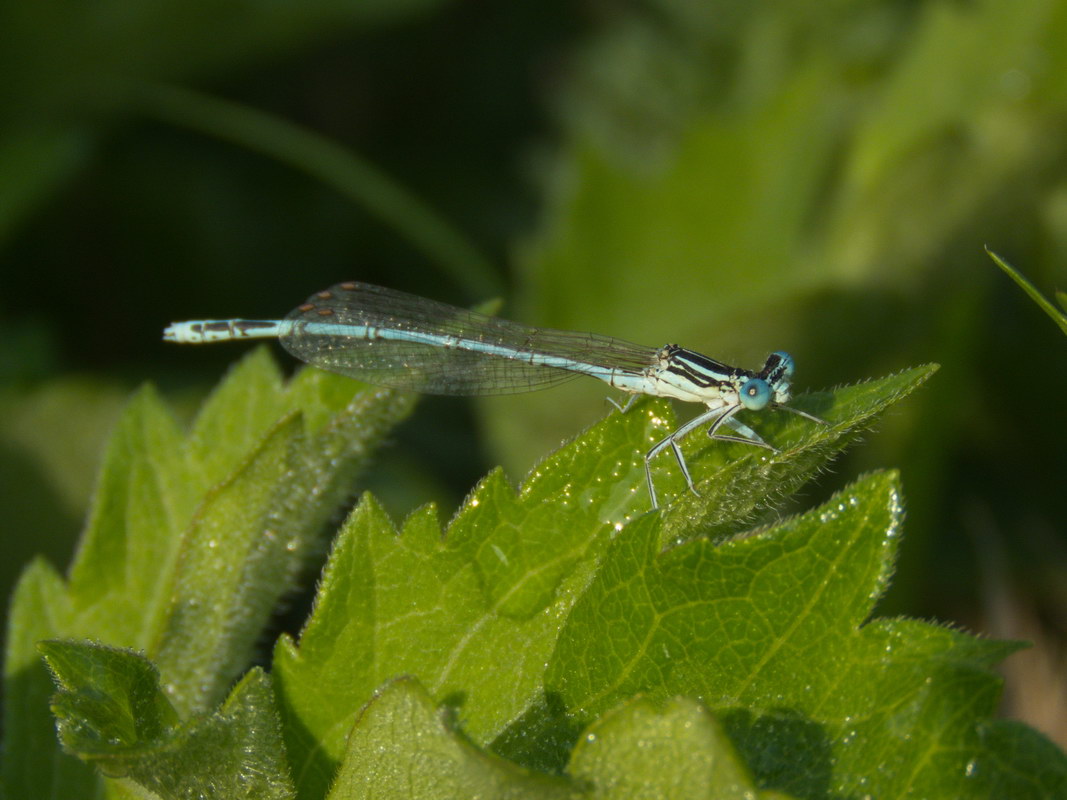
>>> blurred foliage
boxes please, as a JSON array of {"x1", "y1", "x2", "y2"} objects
[
  {"x1": 1, "y1": 0, "x2": 1066, "y2": 766},
  {"x1": 988, "y1": 247, "x2": 1067, "y2": 334}
]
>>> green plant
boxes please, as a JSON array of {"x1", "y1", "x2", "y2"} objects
[
  {"x1": 7, "y1": 349, "x2": 1064, "y2": 798},
  {"x1": 4, "y1": 0, "x2": 1067, "y2": 790},
  {"x1": 987, "y1": 247, "x2": 1067, "y2": 335}
]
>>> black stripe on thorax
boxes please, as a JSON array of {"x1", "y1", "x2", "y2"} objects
[{"x1": 663, "y1": 345, "x2": 753, "y2": 387}]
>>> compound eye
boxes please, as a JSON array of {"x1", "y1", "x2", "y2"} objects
[
  {"x1": 771, "y1": 351, "x2": 795, "y2": 380},
  {"x1": 740, "y1": 378, "x2": 772, "y2": 410}
]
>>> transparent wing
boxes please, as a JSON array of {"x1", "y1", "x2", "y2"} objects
[{"x1": 279, "y1": 281, "x2": 658, "y2": 396}]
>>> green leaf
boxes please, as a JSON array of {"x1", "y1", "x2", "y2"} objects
[
  {"x1": 547, "y1": 471, "x2": 1064, "y2": 798},
  {"x1": 2, "y1": 349, "x2": 413, "y2": 797},
  {"x1": 273, "y1": 490, "x2": 607, "y2": 800},
  {"x1": 326, "y1": 678, "x2": 577, "y2": 800},
  {"x1": 986, "y1": 246, "x2": 1067, "y2": 335},
  {"x1": 14, "y1": 354, "x2": 1065, "y2": 797},
  {"x1": 39, "y1": 640, "x2": 294, "y2": 800},
  {"x1": 273, "y1": 367, "x2": 934, "y2": 797},
  {"x1": 271, "y1": 388, "x2": 682, "y2": 793},
  {"x1": 274, "y1": 375, "x2": 698, "y2": 796},
  {"x1": 657, "y1": 363, "x2": 939, "y2": 542},
  {"x1": 39, "y1": 640, "x2": 181, "y2": 758},
  {"x1": 568, "y1": 695, "x2": 793, "y2": 799}
]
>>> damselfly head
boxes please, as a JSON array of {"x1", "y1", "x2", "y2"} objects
[
  {"x1": 759, "y1": 351, "x2": 795, "y2": 381},
  {"x1": 759, "y1": 351, "x2": 795, "y2": 405}
]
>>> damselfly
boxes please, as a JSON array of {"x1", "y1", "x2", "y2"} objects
[{"x1": 164, "y1": 281, "x2": 825, "y2": 507}]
